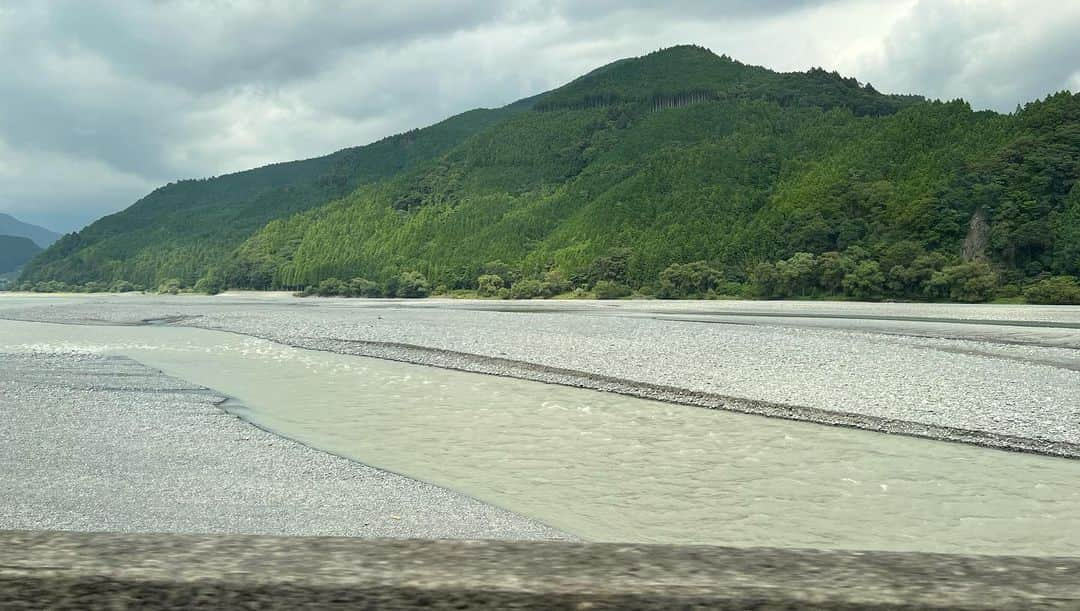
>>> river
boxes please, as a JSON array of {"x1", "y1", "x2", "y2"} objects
[{"x1": 2, "y1": 318, "x2": 1078, "y2": 554}]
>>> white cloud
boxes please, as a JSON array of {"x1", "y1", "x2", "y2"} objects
[
  {"x1": 854, "y1": 0, "x2": 1080, "y2": 109},
  {"x1": 0, "y1": 0, "x2": 1075, "y2": 231},
  {"x1": 0, "y1": 137, "x2": 156, "y2": 230}
]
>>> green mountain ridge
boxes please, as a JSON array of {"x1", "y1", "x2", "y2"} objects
[
  {"x1": 19, "y1": 45, "x2": 1080, "y2": 303},
  {"x1": 534, "y1": 46, "x2": 920, "y2": 117},
  {"x1": 0, "y1": 234, "x2": 42, "y2": 274},
  {"x1": 20, "y1": 96, "x2": 537, "y2": 287}
]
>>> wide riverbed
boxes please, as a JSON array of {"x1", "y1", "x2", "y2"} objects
[
  {"x1": 3, "y1": 293, "x2": 1077, "y2": 453},
  {"x1": 3, "y1": 319, "x2": 1079, "y2": 555}
]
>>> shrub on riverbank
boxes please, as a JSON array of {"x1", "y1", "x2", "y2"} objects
[
  {"x1": 299, "y1": 272, "x2": 429, "y2": 298},
  {"x1": 476, "y1": 274, "x2": 504, "y2": 297},
  {"x1": 742, "y1": 250, "x2": 1003, "y2": 303},
  {"x1": 1025, "y1": 276, "x2": 1080, "y2": 304},
  {"x1": 509, "y1": 278, "x2": 545, "y2": 299},
  {"x1": 393, "y1": 271, "x2": 430, "y2": 298},
  {"x1": 287, "y1": 250, "x2": 1075, "y2": 304},
  {"x1": 193, "y1": 269, "x2": 226, "y2": 295},
  {"x1": 657, "y1": 261, "x2": 723, "y2": 299},
  {"x1": 157, "y1": 279, "x2": 183, "y2": 295},
  {"x1": 593, "y1": 280, "x2": 632, "y2": 299}
]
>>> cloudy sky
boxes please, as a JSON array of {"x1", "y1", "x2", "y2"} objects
[{"x1": 1, "y1": 0, "x2": 1078, "y2": 232}]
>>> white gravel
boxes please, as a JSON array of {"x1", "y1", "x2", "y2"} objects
[
  {"x1": 1, "y1": 294, "x2": 1077, "y2": 455},
  {"x1": 0, "y1": 349, "x2": 568, "y2": 539}
]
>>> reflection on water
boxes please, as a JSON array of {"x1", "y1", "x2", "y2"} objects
[{"x1": 3, "y1": 319, "x2": 1079, "y2": 554}]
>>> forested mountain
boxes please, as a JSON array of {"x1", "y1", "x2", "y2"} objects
[
  {"x1": 19, "y1": 97, "x2": 536, "y2": 288},
  {"x1": 0, "y1": 213, "x2": 59, "y2": 248},
  {"x1": 0, "y1": 235, "x2": 42, "y2": 273},
  {"x1": 19, "y1": 46, "x2": 1080, "y2": 303}
]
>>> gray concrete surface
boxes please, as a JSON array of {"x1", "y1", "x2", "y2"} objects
[
  {"x1": 0, "y1": 350, "x2": 567, "y2": 539},
  {"x1": 1, "y1": 293, "x2": 1077, "y2": 456},
  {"x1": 2, "y1": 530, "x2": 1079, "y2": 609}
]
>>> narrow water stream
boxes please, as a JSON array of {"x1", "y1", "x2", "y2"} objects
[{"x1": 3, "y1": 319, "x2": 1078, "y2": 554}]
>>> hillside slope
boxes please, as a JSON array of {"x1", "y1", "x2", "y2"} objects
[
  {"x1": 0, "y1": 235, "x2": 42, "y2": 273},
  {"x1": 22, "y1": 45, "x2": 1080, "y2": 302},
  {"x1": 229, "y1": 46, "x2": 1080, "y2": 301},
  {"x1": 0, "y1": 214, "x2": 60, "y2": 248},
  {"x1": 19, "y1": 97, "x2": 536, "y2": 288}
]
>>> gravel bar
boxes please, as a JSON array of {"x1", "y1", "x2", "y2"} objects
[
  {"x1": 0, "y1": 349, "x2": 567, "y2": 539},
  {"x1": 1, "y1": 293, "x2": 1078, "y2": 457}
]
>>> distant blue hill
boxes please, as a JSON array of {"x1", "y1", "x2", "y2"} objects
[
  {"x1": 0, "y1": 213, "x2": 61, "y2": 248},
  {"x1": 0, "y1": 234, "x2": 42, "y2": 273}
]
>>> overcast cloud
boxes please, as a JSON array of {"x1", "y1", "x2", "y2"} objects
[{"x1": 0, "y1": 0, "x2": 1076, "y2": 232}]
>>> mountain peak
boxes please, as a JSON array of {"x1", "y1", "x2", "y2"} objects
[
  {"x1": 535, "y1": 44, "x2": 748, "y2": 111},
  {"x1": 534, "y1": 44, "x2": 914, "y2": 117},
  {"x1": 644, "y1": 43, "x2": 723, "y2": 59}
]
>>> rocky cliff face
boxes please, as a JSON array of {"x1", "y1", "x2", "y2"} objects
[{"x1": 962, "y1": 207, "x2": 990, "y2": 262}]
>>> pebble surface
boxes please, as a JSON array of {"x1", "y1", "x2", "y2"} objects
[
  {"x1": 0, "y1": 349, "x2": 568, "y2": 539},
  {"x1": 3, "y1": 293, "x2": 1076, "y2": 454}
]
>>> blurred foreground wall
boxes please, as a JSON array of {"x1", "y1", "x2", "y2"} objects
[{"x1": 1, "y1": 530, "x2": 1078, "y2": 609}]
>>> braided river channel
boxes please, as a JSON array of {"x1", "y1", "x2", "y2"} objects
[{"x1": 3, "y1": 319, "x2": 1078, "y2": 554}]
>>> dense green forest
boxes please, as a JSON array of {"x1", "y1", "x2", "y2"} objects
[
  {"x1": 18, "y1": 97, "x2": 536, "y2": 288},
  {"x1": 0, "y1": 235, "x2": 41, "y2": 274},
  {"x1": 17, "y1": 46, "x2": 1080, "y2": 304}
]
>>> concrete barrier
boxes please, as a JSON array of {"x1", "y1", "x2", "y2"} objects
[{"x1": 1, "y1": 530, "x2": 1078, "y2": 609}]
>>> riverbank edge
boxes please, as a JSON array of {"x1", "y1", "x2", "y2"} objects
[
  {"x1": 3, "y1": 312, "x2": 1077, "y2": 459},
  {"x1": 3, "y1": 530, "x2": 1079, "y2": 609},
  {"x1": 0, "y1": 347, "x2": 572, "y2": 541},
  {"x1": 186, "y1": 322, "x2": 1080, "y2": 460}
]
